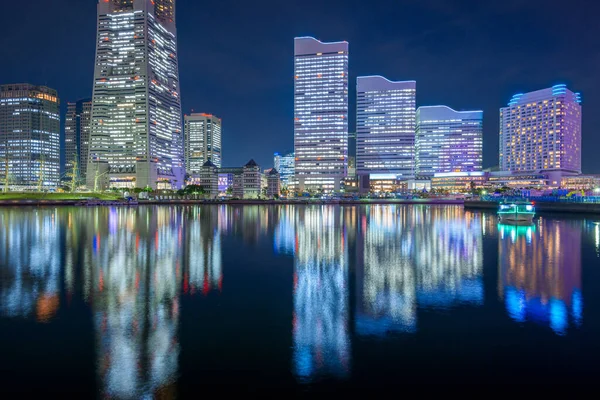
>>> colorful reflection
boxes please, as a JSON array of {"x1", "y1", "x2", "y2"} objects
[
  {"x1": 355, "y1": 206, "x2": 483, "y2": 336},
  {"x1": 498, "y1": 220, "x2": 583, "y2": 335},
  {"x1": 292, "y1": 206, "x2": 350, "y2": 381},
  {"x1": 0, "y1": 209, "x2": 61, "y2": 322}
]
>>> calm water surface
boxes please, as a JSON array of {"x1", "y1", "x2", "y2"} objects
[{"x1": 1, "y1": 205, "x2": 599, "y2": 395}]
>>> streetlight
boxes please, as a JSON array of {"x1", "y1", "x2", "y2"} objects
[{"x1": 594, "y1": 187, "x2": 600, "y2": 194}]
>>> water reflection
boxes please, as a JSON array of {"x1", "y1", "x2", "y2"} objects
[
  {"x1": 0, "y1": 205, "x2": 596, "y2": 392},
  {"x1": 0, "y1": 209, "x2": 61, "y2": 322},
  {"x1": 292, "y1": 206, "x2": 350, "y2": 380},
  {"x1": 355, "y1": 206, "x2": 483, "y2": 336},
  {"x1": 498, "y1": 220, "x2": 583, "y2": 335}
]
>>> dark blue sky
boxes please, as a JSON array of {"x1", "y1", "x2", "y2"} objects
[{"x1": 1, "y1": 0, "x2": 598, "y2": 171}]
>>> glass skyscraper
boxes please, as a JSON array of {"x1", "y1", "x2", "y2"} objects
[
  {"x1": 184, "y1": 113, "x2": 222, "y2": 175},
  {"x1": 274, "y1": 151, "x2": 295, "y2": 187},
  {"x1": 87, "y1": 0, "x2": 184, "y2": 190},
  {"x1": 500, "y1": 84, "x2": 581, "y2": 174},
  {"x1": 415, "y1": 106, "x2": 483, "y2": 177},
  {"x1": 294, "y1": 37, "x2": 348, "y2": 191},
  {"x1": 0, "y1": 84, "x2": 60, "y2": 189},
  {"x1": 356, "y1": 76, "x2": 416, "y2": 190},
  {"x1": 65, "y1": 99, "x2": 92, "y2": 183}
]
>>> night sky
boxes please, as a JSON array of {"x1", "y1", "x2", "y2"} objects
[{"x1": 1, "y1": 0, "x2": 598, "y2": 172}]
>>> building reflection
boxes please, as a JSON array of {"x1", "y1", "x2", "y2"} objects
[
  {"x1": 292, "y1": 206, "x2": 350, "y2": 381},
  {"x1": 0, "y1": 209, "x2": 61, "y2": 322},
  {"x1": 183, "y1": 206, "x2": 222, "y2": 295},
  {"x1": 355, "y1": 206, "x2": 483, "y2": 336},
  {"x1": 84, "y1": 207, "x2": 182, "y2": 398},
  {"x1": 498, "y1": 220, "x2": 583, "y2": 335}
]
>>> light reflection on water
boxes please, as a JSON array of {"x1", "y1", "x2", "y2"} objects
[{"x1": 0, "y1": 205, "x2": 594, "y2": 392}]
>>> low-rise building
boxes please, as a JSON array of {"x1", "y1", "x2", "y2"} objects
[
  {"x1": 561, "y1": 175, "x2": 600, "y2": 190},
  {"x1": 267, "y1": 169, "x2": 281, "y2": 198},
  {"x1": 431, "y1": 172, "x2": 487, "y2": 192},
  {"x1": 199, "y1": 160, "x2": 219, "y2": 198}
]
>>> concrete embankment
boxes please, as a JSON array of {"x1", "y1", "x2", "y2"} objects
[
  {"x1": 0, "y1": 198, "x2": 465, "y2": 207},
  {"x1": 465, "y1": 200, "x2": 600, "y2": 215}
]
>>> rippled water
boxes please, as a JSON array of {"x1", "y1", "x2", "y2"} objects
[{"x1": 1, "y1": 205, "x2": 599, "y2": 395}]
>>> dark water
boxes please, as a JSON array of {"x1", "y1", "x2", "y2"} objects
[{"x1": 1, "y1": 205, "x2": 599, "y2": 395}]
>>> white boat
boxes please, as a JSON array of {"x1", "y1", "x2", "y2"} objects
[{"x1": 498, "y1": 201, "x2": 536, "y2": 224}]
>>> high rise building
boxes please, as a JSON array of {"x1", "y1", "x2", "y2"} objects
[
  {"x1": 356, "y1": 76, "x2": 416, "y2": 191},
  {"x1": 65, "y1": 99, "x2": 92, "y2": 183},
  {"x1": 274, "y1": 151, "x2": 295, "y2": 187},
  {"x1": 415, "y1": 106, "x2": 483, "y2": 177},
  {"x1": 294, "y1": 37, "x2": 348, "y2": 191},
  {"x1": 184, "y1": 113, "x2": 222, "y2": 175},
  {"x1": 0, "y1": 84, "x2": 60, "y2": 189},
  {"x1": 87, "y1": 0, "x2": 184, "y2": 190},
  {"x1": 500, "y1": 84, "x2": 581, "y2": 174}
]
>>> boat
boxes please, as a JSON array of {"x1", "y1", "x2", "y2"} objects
[{"x1": 497, "y1": 201, "x2": 536, "y2": 224}]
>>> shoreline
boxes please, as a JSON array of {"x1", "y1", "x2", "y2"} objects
[{"x1": 0, "y1": 198, "x2": 465, "y2": 207}]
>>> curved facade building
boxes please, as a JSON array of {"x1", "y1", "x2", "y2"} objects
[
  {"x1": 356, "y1": 76, "x2": 416, "y2": 189},
  {"x1": 499, "y1": 85, "x2": 581, "y2": 174},
  {"x1": 294, "y1": 37, "x2": 349, "y2": 192},
  {"x1": 87, "y1": 0, "x2": 184, "y2": 190},
  {"x1": 415, "y1": 106, "x2": 483, "y2": 177}
]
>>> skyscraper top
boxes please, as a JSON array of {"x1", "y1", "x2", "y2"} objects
[
  {"x1": 294, "y1": 36, "x2": 348, "y2": 56},
  {"x1": 506, "y1": 84, "x2": 581, "y2": 107},
  {"x1": 99, "y1": 0, "x2": 175, "y2": 24},
  {"x1": 357, "y1": 76, "x2": 416, "y2": 91},
  {"x1": 417, "y1": 106, "x2": 483, "y2": 121}
]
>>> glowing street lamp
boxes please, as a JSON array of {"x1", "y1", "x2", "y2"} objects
[{"x1": 594, "y1": 187, "x2": 600, "y2": 194}]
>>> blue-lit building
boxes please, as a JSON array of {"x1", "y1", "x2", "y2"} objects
[
  {"x1": 500, "y1": 84, "x2": 582, "y2": 174},
  {"x1": 415, "y1": 106, "x2": 483, "y2": 177},
  {"x1": 356, "y1": 76, "x2": 416, "y2": 191},
  {"x1": 274, "y1": 151, "x2": 295, "y2": 188}
]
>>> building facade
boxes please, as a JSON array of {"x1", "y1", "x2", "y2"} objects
[
  {"x1": 356, "y1": 76, "x2": 416, "y2": 191},
  {"x1": 294, "y1": 37, "x2": 348, "y2": 191},
  {"x1": 431, "y1": 172, "x2": 487, "y2": 192},
  {"x1": 184, "y1": 113, "x2": 222, "y2": 174},
  {"x1": 87, "y1": 0, "x2": 184, "y2": 190},
  {"x1": 0, "y1": 84, "x2": 60, "y2": 189},
  {"x1": 198, "y1": 160, "x2": 218, "y2": 198},
  {"x1": 500, "y1": 84, "x2": 581, "y2": 174},
  {"x1": 267, "y1": 168, "x2": 281, "y2": 198},
  {"x1": 242, "y1": 159, "x2": 261, "y2": 199},
  {"x1": 416, "y1": 106, "x2": 483, "y2": 177},
  {"x1": 274, "y1": 151, "x2": 295, "y2": 188},
  {"x1": 65, "y1": 99, "x2": 92, "y2": 184}
]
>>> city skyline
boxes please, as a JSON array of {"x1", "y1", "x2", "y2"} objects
[{"x1": 1, "y1": 0, "x2": 598, "y2": 173}]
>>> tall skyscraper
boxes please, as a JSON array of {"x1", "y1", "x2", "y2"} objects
[
  {"x1": 356, "y1": 76, "x2": 416, "y2": 190},
  {"x1": 65, "y1": 99, "x2": 92, "y2": 183},
  {"x1": 500, "y1": 84, "x2": 581, "y2": 174},
  {"x1": 294, "y1": 37, "x2": 348, "y2": 191},
  {"x1": 0, "y1": 84, "x2": 60, "y2": 189},
  {"x1": 415, "y1": 106, "x2": 483, "y2": 177},
  {"x1": 274, "y1": 151, "x2": 295, "y2": 187},
  {"x1": 184, "y1": 113, "x2": 222, "y2": 175},
  {"x1": 87, "y1": 0, "x2": 184, "y2": 190}
]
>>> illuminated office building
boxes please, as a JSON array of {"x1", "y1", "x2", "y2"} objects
[
  {"x1": 500, "y1": 84, "x2": 581, "y2": 174},
  {"x1": 415, "y1": 106, "x2": 483, "y2": 177},
  {"x1": 87, "y1": 0, "x2": 184, "y2": 190},
  {"x1": 356, "y1": 76, "x2": 416, "y2": 190},
  {"x1": 184, "y1": 113, "x2": 222, "y2": 174},
  {"x1": 65, "y1": 99, "x2": 92, "y2": 182},
  {"x1": 294, "y1": 37, "x2": 348, "y2": 191},
  {"x1": 274, "y1": 151, "x2": 295, "y2": 187},
  {"x1": 0, "y1": 84, "x2": 60, "y2": 189}
]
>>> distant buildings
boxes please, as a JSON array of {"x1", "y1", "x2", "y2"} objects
[
  {"x1": 87, "y1": 0, "x2": 184, "y2": 190},
  {"x1": 294, "y1": 37, "x2": 348, "y2": 191},
  {"x1": 65, "y1": 99, "x2": 92, "y2": 183},
  {"x1": 196, "y1": 159, "x2": 262, "y2": 199},
  {"x1": 185, "y1": 113, "x2": 222, "y2": 174},
  {"x1": 274, "y1": 151, "x2": 295, "y2": 187},
  {"x1": 500, "y1": 84, "x2": 582, "y2": 175},
  {"x1": 416, "y1": 106, "x2": 483, "y2": 177},
  {"x1": 0, "y1": 84, "x2": 60, "y2": 189},
  {"x1": 356, "y1": 76, "x2": 416, "y2": 191}
]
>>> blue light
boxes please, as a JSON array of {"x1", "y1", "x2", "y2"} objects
[
  {"x1": 572, "y1": 290, "x2": 583, "y2": 327},
  {"x1": 549, "y1": 299, "x2": 568, "y2": 335},
  {"x1": 505, "y1": 287, "x2": 526, "y2": 322}
]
